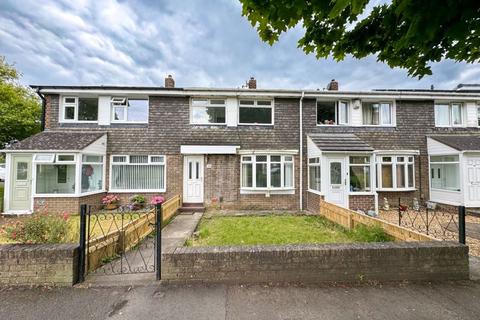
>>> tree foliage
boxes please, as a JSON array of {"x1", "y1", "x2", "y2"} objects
[
  {"x1": 0, "y1": 56, "x2": 41, "y2": 148},
  {"x1": 239, "y1": 0, "x2": 480, "y2": 77}
]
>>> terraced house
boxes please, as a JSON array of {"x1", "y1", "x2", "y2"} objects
[{"x1": 3, "y1": 77, "x2": 480, "y2": 214}]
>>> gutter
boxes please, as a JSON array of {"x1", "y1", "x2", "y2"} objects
[
  {"x1": 35, "y1": 88, "x2": 46, "y2": 131},
  {"x1": 299, "y1": 91, "x2": 305, "y2": 211}
]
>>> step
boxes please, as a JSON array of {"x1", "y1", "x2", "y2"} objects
[{"x1": 180, "y1": 205, "x2": 205, "y2": 213}]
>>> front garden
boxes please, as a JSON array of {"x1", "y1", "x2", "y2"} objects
[{"x1": 187, "y1": 214, "x2": 393, "y2": 247}]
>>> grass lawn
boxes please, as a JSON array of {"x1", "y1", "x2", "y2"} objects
[{"x1": 188, "y1": 215, "x2": 393, "y2": 247}]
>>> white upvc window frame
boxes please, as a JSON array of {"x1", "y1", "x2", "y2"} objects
[
  {"x1": 308, "y1": 157, "x2": 322, "y2": 194},
  {"x1": 316, "y1": 100, "x2": 350, "y2": 126},
  {"x1": 60, "y1": 96, "x2": 99, "y2": 123},
  {"x1": 240, "y1": 154, "x2": 294, "y2": 191},
  {"x1": 110, "y1": 97, "x2": 149, "y2": 124},
  {"x1": 109, "y1": 154, "x2": 166, "y2": 193},
  {"x1": 429, "y1": 155, "x2": 461, "y2": 192},
  {"x1": 348, "y1": 155, "x2": 373, "y2": 193},
  {"x1": 238, "y1": 99, "x2": 274, "y2": 126},
  {"x1": 376, "y1": 155, "x2": 415, "y2": 191},
  {"x1": 361, "y1": 101, "x2": 395, "y2": 126},
  {"x1": 189, "y1": 98, "x2": 227, "y2": 125},
  {"x1": 435, "y1": 102, "x2": 465, "y2": 127}
]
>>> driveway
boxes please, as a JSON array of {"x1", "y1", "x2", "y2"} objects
[{"x1": 1, "y1": 281, "x2": 480, "y2": 320}]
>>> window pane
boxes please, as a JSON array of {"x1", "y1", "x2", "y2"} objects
[
  {"x1": 270, "y1": 163, "x2": 281, "y2": 187},
  {"x1": 239, "y1": 100, "x2": 254, "y2": 105},
  {"x1": 256, "y1": 155, "x2": 267, "y2": 162},
  {"x1": 309, "y1": 165, "x2": 321, "y2": 191},
  {"x1": 381, "y1": 164, "x2": 393, "y2": 188},
  {"x1": 81, "y1": 163, "x2": 103, "y2": 193},
  {"x1": 64, "y1": 97, "x2": 76, "y2": 104},
  {"x1": 36, "y1": 164, "x2": 75, "y2": 194},
  {"x1": 271, "y1": 155, "x2": 281, "y2": 162},
  {"x1": 396, "y1": 164, "x2": 406, "y2": 188},
  {"x1": 330, "y1": 162, "x2": 342, "y2": 185},
  {"x1": 57, "y1": 155, "x2": 75, "y2": 162},
  {"x1": 111, "y1": 164, "x2": 164, "y2": 190},
  {"x1": 210, "y1": 99, "x2": 225, "y2": 105},
  {"x1": 430, "y1": 155, "x2": 459, "y2": 162},
  {"x1": 130, "y1": 155, "x2": 148, "y2": 164},
  {"x1": 34, "y1": 154, "x2": 54, "y2": 162},
  {"x1": 381, "y1": 103, "x2": 392, "y2": 125},
  {"x1": 192, "y1": 106, "x2": 226, "y2": 124},
  {"x1": 257, "y1": 100, "x2": 272, "y2": 106},
  {"x1": 350, "y1": 166, "x2": 370, "y2": 192},
  {"x1": 363, "y1": 103, "x2": 380, "y2": 125},
  {"x1": 408, "y1": 164, "x2": 414, "y2": 188},
  {"x1": 82, "y1": 155, "x2": 103, "y2": 163},
  {"x1": 16, "y1": 162, "x2": 28, "y2": 180},
  {"x1": 242, "y1": 163, "x2": 253, "y2": 187},
  {"x1": 284, "y1": 162, "x2": 293, "y2": 188},
  {"x1": 127, "y1": 99, "x2": 148, "y2": 122},
  {"x1": 78, "y1": 98, "x2": 98, "y2": 121},
  {"x1": 317, "y1": 101, "x2": 336, "y2": 125},
  {"x1": 112, "y1": 156, "x2": 127, "y2": 163},
  {"x1": 256, "y1": 163, "x2": 267, "y2": 187},
  {"x1": 65, "y1": 106, "x2": 75, "y2": 120},
  {"x1": 150, "y1": 156, "x2": 164, "y2": 163},
  {"x1": 338, "y1": 101, "x2": 349, "y2": 124},
  {"x1": 350, "y1": 156, "x2": 369, "y2": 164},
  {"x1": 239, "y1": 107, "x2": 272, "y2": 124},
  {"x1": 113, "y1": 107, "x2": 125, "y2": 121},
  {"x1": 435, "y1": 104, "x2": 450, "y2": 126},
  {"x1": 452, "y1": 103, "x2": 462, "y2": 125},
  {"x1": 430, "y1": 163, "x2": 459, "y2": 191}
]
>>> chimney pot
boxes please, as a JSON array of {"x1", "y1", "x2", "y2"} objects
[
  {"x1": 327, "y1": 79, "x2": 339, "y2": 91},
  {"x1": 165, "y1": 74, "x2": 175, "y2": 88},
  {"x1": 247, "y1": 77, "x2": 257, "y2": 89}
]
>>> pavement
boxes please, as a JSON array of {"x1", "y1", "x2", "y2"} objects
[{"x1": 1, "y1": 280, "x2": 480, "y2": 320}]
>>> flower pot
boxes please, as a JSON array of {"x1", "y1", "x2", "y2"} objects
[{"x1": 105, "y1": 203, "x2": 119, "y2": 210}]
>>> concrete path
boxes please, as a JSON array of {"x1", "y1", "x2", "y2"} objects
[{"x1": 2, "y1": 281, "x2": 480, "y2": 320}]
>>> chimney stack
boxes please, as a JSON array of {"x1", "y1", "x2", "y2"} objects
[
  {"x1": 247, "y1": 77, "x2": 257, "y2": 89},
  {"x1": 327, "y1": 79, "x2": 338, "y2": 91},
  {"x1": 165, "y1": 74, "x2": 175, "y2": 88}
]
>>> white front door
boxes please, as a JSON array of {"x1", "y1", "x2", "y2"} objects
[
  {"x1": 325, "y1": 157, "x2": 348, "y2": 208},
  {"x1": 9, "y1": 154, "x2": 33, "y2": 212},
  {"x1": 466, "y1": 157, "x2": 480, "y2": 205},
  {"x1": 183, "y1": 155, "x2": 204, "y2": 203}
]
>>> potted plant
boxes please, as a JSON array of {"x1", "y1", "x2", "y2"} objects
[
  {"x1": 129, "y1": 195, "x2": 146, "y2": 211},
  {"x1": 102, "y1": 195, "x2": 120, "y2": 210},
  {"x1": 150, "y1": 195, "x2": 165, "y2": 205}
]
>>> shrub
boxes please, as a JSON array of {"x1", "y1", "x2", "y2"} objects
[
  {"x1": 0, "y1": 212, "x2": 70, "y2": 244},
  {"x1": 130, "y1": 195, "x2": 146, "y2": 204}
]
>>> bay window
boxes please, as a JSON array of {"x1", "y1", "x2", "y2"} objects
[
  {"x1": 435, "y1": 103, "x2": 464, "y2": 127},
  {"x1": 111, "y1": 97, "x2": 149, "y2": 123},
  {"x1": 239, "y1": 100, "x2": 273, "y2": 125},
  {"x1": 317, "y1": 100, "x2": 349, "y2": 125},
  {"x1": 241, "y1": 155, "x2": 293, "y2": 190},
  {"x1": 190, "y1": 98, "x2": 226, "y2": 124},
  {"x1": 308, "y1": 157, "x2": 321, "y2": 192},
  {"x1": 349, "y1": 156, "x2": 371, "y2": 192},
  {"x1": 362, "y1": 102, "x2": 393, "y2": 125},
  {"x1": 62, "y1": 97, "x2": 98, "y2": 122},
  {"x1": 110, "y1": 155, "x2": 166, "y2": 191},
  {"x1": 430, "y1": 155, "x2": 460, "y2": 191},
  {"x1": 377, "y1": 156, "x2": 415, "y2": 190}
]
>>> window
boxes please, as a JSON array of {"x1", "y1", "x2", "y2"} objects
[
  {"x1": 362, "y1": 102, "x2": 393, "y2": 125},
  {"x1": 430, "y1": 155, "x2": 460, "y2": 191},
  {"x1": 16, "y1": 162, "x2": 28, "y2": 181},
  {"x1": 62, "y1": 97, "x2": 98, "y2": 122},
  {"x1": 317, "y1": 100, "x2": 349, "y2": 125},
  {"x1": 111, "y1": 97, "x2": 148, "y2": 123},
  {"x1": 308, "y1": 157, "x2": 321, "y2": 192},
  {"x1": 241, "y1": 155, "x2": 293, "y2": 189},
  {"x1": 349, "y1": 156, "x2": 371, "y2": 192},
  {"x1": 377, "y1": 156, "x2": 415, "y2": 190},
  {"x1": 56, "y1": 154, "x2": 75, "y2": 163},
  {"x1": 81, "y1": 155, "x2": 103, "y2": 193},
  {"x1": 239, "y1": 100, "x2": 273, "y2": 125},
  {"x1": 190, "y1": 99, "x2": 226, "y2": 124},
  {"x1": 435, "y1": 103, "x2": 464, "y2": 127},
  {"x1": 36, "y1": 163, "x2": 76, "y2": 194},
  {"x1": 110, "y1": 155, "x2": 165, "y2": 191}
]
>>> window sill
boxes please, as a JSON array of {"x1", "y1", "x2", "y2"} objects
[
  {"x1": 349, "y1": 192, "x2": 375, "y2": 196},
  {"x1": 33, "y1": 193, "x2": 78, "y2": 198},
  {"x1": 307, "y1": 189, "x2": 323, "y2": 196},
  {"x1": 108, "y1": 189, "x2": 166, "y2": 193},
  {"x1": 376, "y1": 188, "x2": 416, "y2": 192},
  {"x1": 238, "y1": 123, "x2": 274, "y2": 126},
  {"x1": 80, "y1": 190, "x2": 106, "y2": 197},
  {"x1": 430, "y1": 188, "x2": 461, "y2": 193},
  {"x1": 110, "y1": 121, "x2": 148, "y2": 124},
  {"x1": 190, "y1": 123, "x2": 227, "y2": 126},
  {"x1": 240, "y1": 188, "x2": 295, "y2": 195}
]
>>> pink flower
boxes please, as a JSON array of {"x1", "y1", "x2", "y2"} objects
[
  {"x1": 150, "y1": 196, "x2": 165, "y2": 205},
  {"x1": 62, "y1": 212, "x2": 70, "y2": 221}
]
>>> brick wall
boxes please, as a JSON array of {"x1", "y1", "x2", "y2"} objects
[
  {"x1": 349, "y1": 195, "x2": 375, "y2": 212},
  {"x1": 306, "y1": 191, "x2": 322, "y2": 213},
  {"x1": 162, "y1": 241, "x2": 469, "y2": 284},
  {"x1": 34, "y1": 192, "x2": 105, "y2": 214},
  {"x1": 0, "y1": 244, "x2": 79, "y2": 286}
]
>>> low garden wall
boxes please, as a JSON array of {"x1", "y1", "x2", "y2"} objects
[
  {"x1": 320, "y1": 200, "x2": 436, "y2": 241},
  {"x1": 162, "y1": 241, "x2": 469, "y2": 283},
  {"x1": 0, "y1": 244, "x2": 79, "y2": 286}
]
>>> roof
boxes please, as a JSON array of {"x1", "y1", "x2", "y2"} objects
[
  {"x1": 308, "y1": 133, "x2": 374, "y2": 152},
  {"x1": 6, "y1": 131, "x2": 106, "y2": 151},
  {"x1": 429, "y1": 135, "x2": 480, "y2": 151}
]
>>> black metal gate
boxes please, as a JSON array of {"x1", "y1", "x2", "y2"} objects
[{"x1": 77, "y1": 203, "x2": 162, "y2": 283}]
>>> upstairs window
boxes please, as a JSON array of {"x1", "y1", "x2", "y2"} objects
[
  {"x1": 111, "y1": 98, "x2": 148, "y2": 123},
  {"x1": 435, "y1": 103, "x2": 463, "y2": 127},
  {"x1": 362, "y1": 102, "x2": 393, "y2": 125},
  {"x1": 190, "y1": 98, "x2": 226, "y2": 124},
  {"x1": 239, "y1": 100, "x2": 273, "y2": 125},
  {"x1": 317, "y1": 100, "x2": 349, "y2": 125},
  {"x1": 62, "y1": 97, "x2": 98, "y2": 122}
]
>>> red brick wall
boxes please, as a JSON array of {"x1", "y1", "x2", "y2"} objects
[
  {"x1": 306, "y1": 191, "x2": 322, "y2": 213},
  {"x1": 349, "y1": 195, "x2": 375, "y2": 212},
  {"x1": 34, "y1": 192, "x2": 105, "y2": 214}
]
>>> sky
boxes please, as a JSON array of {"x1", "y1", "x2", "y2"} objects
[{"x1": 0, "y1": 0, "x2": 479, "y2": 91}]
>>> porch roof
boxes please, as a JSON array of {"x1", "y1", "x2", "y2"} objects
[
  {"x1": 429, "y1": 135, "x2": 480, "y2": 151},
  {"x1": 5, "y1": 131, "x2": 106, "y2": 151},
  {"x1": 308, "y1": 133, "x2": 374, "y2": 152}
]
